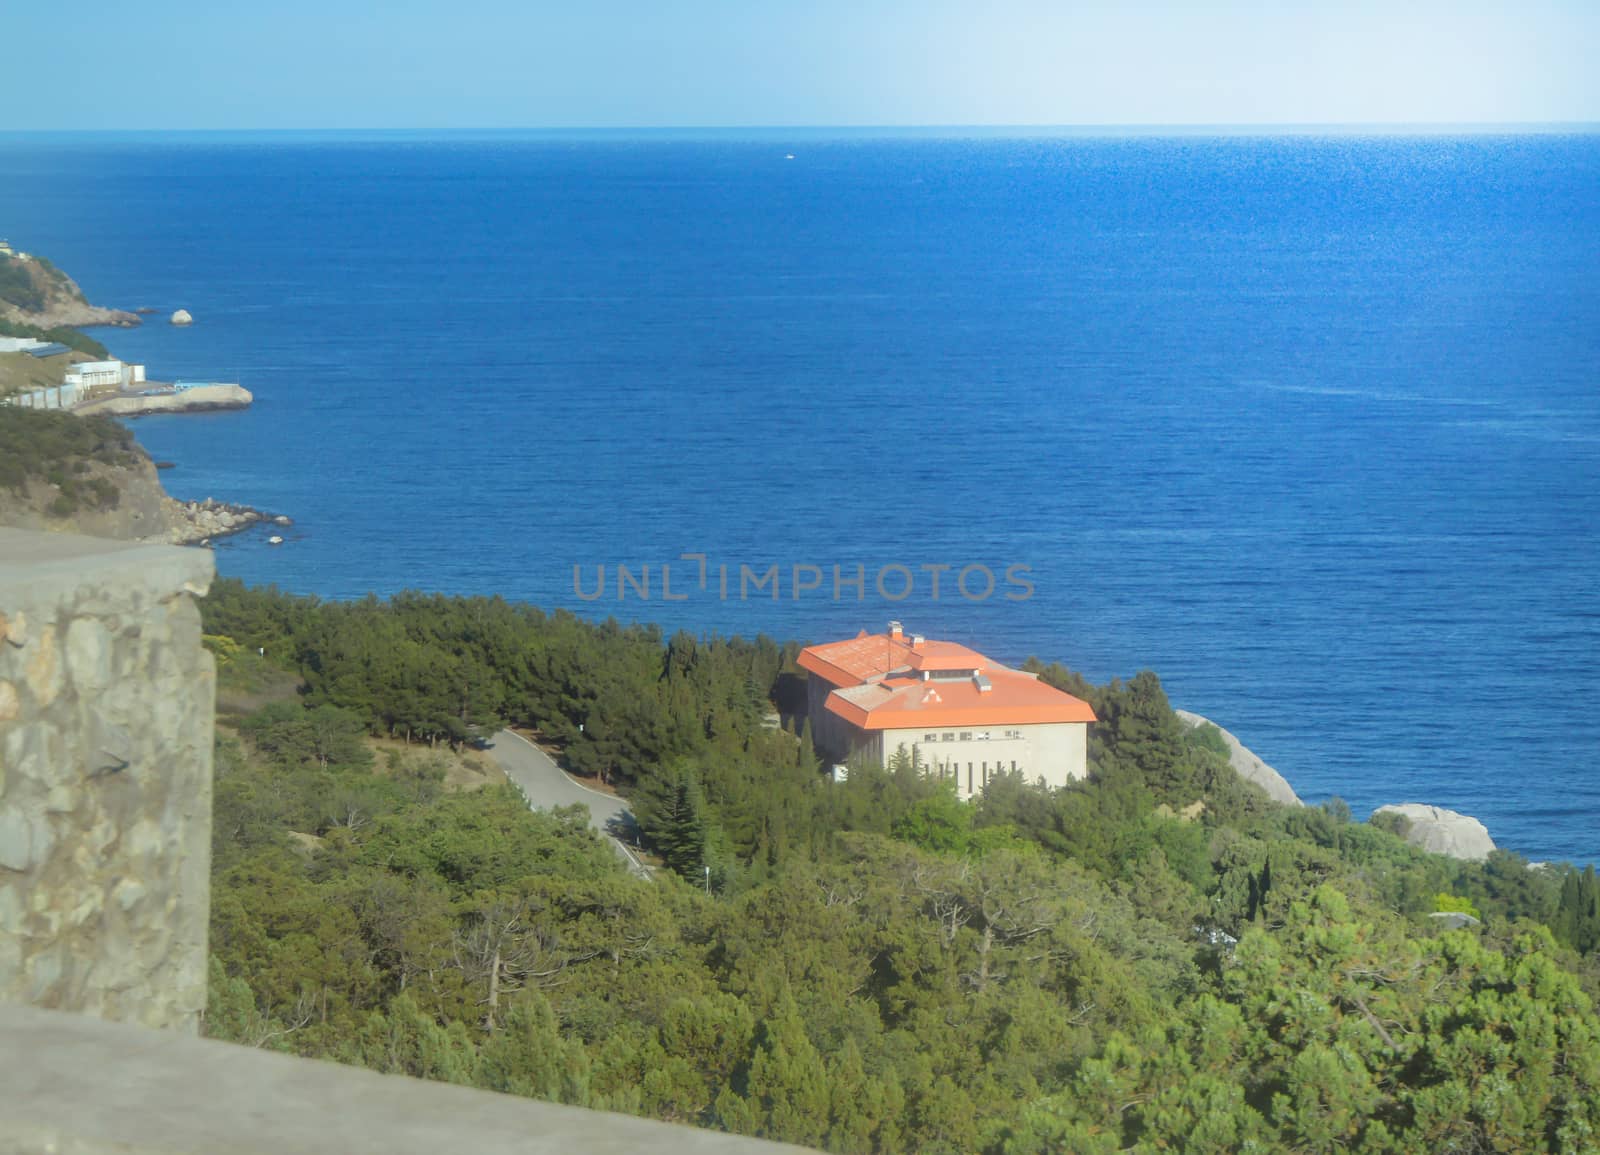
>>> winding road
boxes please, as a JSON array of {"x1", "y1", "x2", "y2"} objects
[{"x1": 485, "y1": 729, "x2": 651, "y2": 879}]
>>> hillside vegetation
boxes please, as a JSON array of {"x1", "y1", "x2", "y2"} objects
[
  {"x1": 0, "y1": 315, "x2": 109, "y2": 359},
  {"x1": 197, "y1": 582, "x2": 1600, "y2": 1153},
  {"x1": 0, "y1": 253, "x2": 82, "y2": 314},
  {"x1": 0, "y1": 406, "x2": 140, "y2": 517}
]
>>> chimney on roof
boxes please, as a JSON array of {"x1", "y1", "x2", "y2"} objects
[
  {"x1": 888, "y1": 620, "x2": 903, "y2": 640},
  {"x1": 973, "y1": 673, "x2": 992, "y2": 693},
  {"x1": 911, "y1": 634, "x2": 924, "y2": 649}
]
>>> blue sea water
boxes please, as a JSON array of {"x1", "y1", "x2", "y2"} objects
[{"x1": 2, "y1": 129, "x2": 1596, "y2": 864}]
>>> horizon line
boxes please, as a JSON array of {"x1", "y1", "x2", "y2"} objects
[{"x1": 2, "y1": 120, "x2": 1598, "y2": 137}]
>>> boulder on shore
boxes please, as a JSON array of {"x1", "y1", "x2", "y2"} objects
[
  {"x1": 1175, "y1": 709, "x2": 1301, "y2": 806},
  {"x1": 170, "y1": 309, "x2": 193, "y2": 326},
  {"x1": 1374, "y1": 803, "x2": 1496, "y2": 861}
]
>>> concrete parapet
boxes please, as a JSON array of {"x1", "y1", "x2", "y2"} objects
[{"x1": 0, "y1": 1003, "x2": 808, "y2": 1155}]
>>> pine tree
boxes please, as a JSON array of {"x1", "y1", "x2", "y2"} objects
[
  {"x1": 634, "y1": 764, "x2": 710, "y2": 878},
  {"x1": 477, "y1": 994, "x2": 592, "y2": 1105},
  {"x1": 1554, "y1": 865, "x2": 1600, "y2": 955},
  {"x1": 745, "y1": 992, "x2": 831, "y2": 1147},
  {"x1": 797, "y1": 717, "x2": 817, "y2": 771}
]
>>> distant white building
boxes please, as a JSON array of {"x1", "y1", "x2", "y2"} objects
[
  {"x1": 63, "y1": 360, "x2": 144, "y2": 391},
  {"x1": 0, "y1": 337, "x2": 48, "y2": 353},
  {"x1": 66, "y1": 361, "x2": 123, "y2": 389}
]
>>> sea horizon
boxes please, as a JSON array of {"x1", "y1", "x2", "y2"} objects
[{"x1": 3, "y1": 121, "x2": 1598, "y2": 143}]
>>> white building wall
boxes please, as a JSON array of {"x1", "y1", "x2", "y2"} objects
[
  {"x1": 9, "y1": 383, "x2": 86, "y2": 410},
  {"x1": 877, "y1": 721, "x2": 1088, "y2": 799},
  {"x1": 72, "y1": 361, "x2": 123, "y2": 388}
]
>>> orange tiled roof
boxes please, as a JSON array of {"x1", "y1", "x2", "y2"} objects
[
  {"x1": 905, "y1": 641, "x2": 987, "y2": 672},
  {"x1": 796, "y1": 630, "x2": 917, "y2": 686},
  {"x1": 798, "y1": 628, "x2": 1095, "y2": 730}
]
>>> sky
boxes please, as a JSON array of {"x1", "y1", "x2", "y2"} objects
[{"x1": 3, "y1": 0, "x2": 1597, "y2": 130}]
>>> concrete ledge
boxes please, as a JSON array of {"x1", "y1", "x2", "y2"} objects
[
  {"x1": 75, "y1": 384, "x2": 252, "y2": 418},
  {"x1": 0, "y1": 527, "x2": 213, "y2": 611},
  {"x1": 0, "y1": 1004, "x2": 808, "y2": 1155}
]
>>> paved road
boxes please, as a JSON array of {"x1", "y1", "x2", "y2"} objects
[{"x1": 486, "y1": 729, "x2": 651, "y2": 878}]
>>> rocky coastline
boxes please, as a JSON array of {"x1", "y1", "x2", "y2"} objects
[
  {"x1": 1373, "y1": 803, "x2": 1497, "y2": 862},
  {"x1": 0, "y1": 250, "x2": 276, "y2": 541},
  {"x1": 1179, "y1": 709, "x2": 1507, "y2": 862},
  {"x1": 161, "y1": 497, "x2": 291, "y2": 547},
  {"x1": 1176, "y1": 709, "x2": 1302, "y2": 806},
  {"x1": 2, "y1": 299, "x2": 141, "y2": 330},
  {"x1": 0, "y1": 255, "x2": 141, "y2": 330}
]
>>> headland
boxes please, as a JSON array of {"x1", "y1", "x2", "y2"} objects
[{"x1": 0, "y1": 245, "x2": 275, "y2": 544}]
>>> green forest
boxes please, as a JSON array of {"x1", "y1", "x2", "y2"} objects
[{"x1": 200, "y1": 580, "x2": 1600, "y2": 1152}]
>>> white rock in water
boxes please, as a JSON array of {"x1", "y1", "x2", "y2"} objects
[
  {"x1": 1175, "y1": 709, "x2": 1301, "y2": 806},
  {"x1": 268, "y1": 535, "x2": 284, "y2": 545},
  {"x1": 170, "y1": 309, "x2": 193, "y2": 325},
  {"x1": 1374, "y1": 803, "x2": 1496, "y2": 861}
]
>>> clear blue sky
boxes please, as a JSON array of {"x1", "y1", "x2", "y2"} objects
[{"x1": 5, "y1": 0, "x2": 1597, "y2": 130}]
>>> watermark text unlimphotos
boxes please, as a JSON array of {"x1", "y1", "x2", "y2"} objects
[{"x1": 572, "y1": 554, "x2": 1034, "y2": 603}]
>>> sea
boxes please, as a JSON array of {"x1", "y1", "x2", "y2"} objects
[{"x1": 1, "y1": 128, "x2": 1596, "y2": 864}]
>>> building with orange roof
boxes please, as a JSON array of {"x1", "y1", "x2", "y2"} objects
[{"x1": 797, "y1": 621, "x2": 1095, "y2": 799}]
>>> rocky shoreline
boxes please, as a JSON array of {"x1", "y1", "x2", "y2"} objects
[
  {"x1": 1178, "y1": 710, "x2": 1504, "y2": 862},
  {"x1": 160, "y1": 497, "x2": 292, "y2": 546},
  {"x1": 1176, "y1": 709, "x2": 1302, "y2": 806},
  {"x1": 3, "y1": 299, "x2": 140, "y2": 330}
]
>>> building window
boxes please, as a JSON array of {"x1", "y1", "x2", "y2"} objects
[
  {"x1": 959, "y1": 731, "x2": 972, "y2": 741},
  {"x1": 942, "y1": 732, "x2": 954, "y2": 741},
  {"x1": 924, "y1": 732, "x2": 937, "y2": 742}
]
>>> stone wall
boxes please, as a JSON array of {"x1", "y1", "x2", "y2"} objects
[{"x1": 0, "y1": 527, "x2": 215, "y2": 1032}]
